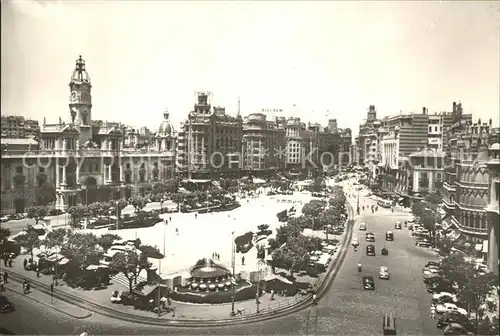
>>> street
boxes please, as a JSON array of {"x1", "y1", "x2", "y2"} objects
[{"x1": 1, "y1": 187, "x2": 443, "y2": 335}]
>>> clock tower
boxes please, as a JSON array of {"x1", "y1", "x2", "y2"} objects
[{"x1": 69, "y1": 55, "x2": 92, "y2": 144}]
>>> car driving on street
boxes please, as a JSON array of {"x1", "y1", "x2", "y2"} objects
[
  {"x1": 379, "y1": 266, "x2": 390, "y2": 279},
  {"x1": 363, "y1": 276, "x2": 375, "y2": 290}
]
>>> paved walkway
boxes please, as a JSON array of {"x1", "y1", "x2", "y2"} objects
[{"x1": 4, "y1": 185, "x2": 352, "y2": 321}]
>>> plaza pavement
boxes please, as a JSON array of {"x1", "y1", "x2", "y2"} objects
[{"x1": 5, "y1": 188, "x2": 352, "y2": 321}]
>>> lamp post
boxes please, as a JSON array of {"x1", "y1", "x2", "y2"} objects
[
  {"x1": 230, "y1": 230, "x2": 236, "y2": 316},
  {"x1": 256, "y1": 259, "x2": 265, "y2": 313},
  {"x1": 157, "y1": 220, "x2": 166, "y2": 317},
  {"x1": 357, "y1": 190, "x2": 360, "y2": 215}
]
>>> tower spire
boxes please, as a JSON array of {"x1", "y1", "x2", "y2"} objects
[{"x1": 237, "y1": 97, "x2": 241, "y2": 116}]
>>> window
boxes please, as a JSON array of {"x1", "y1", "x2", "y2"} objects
[{"x1": 16, "y1": 166, "x2": 23, "y2": 174}]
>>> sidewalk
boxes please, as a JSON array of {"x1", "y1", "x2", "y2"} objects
[
  {"x1": 5, "y1": 252, "x2": 306, "y2": 320},
  {"x1": 2, "y1": 275, "x2": 91, "y2": 319}
]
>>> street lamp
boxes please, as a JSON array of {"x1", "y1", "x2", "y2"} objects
[
  {"x1": 230, "y1": 231, "x2": 236, "y2": 317},
  {"x1": 256, "y1": 259, "x2": 266, "y2": 313},
  {"x1": 157, "y1": 220, "x2": 166, "y2": 317}
]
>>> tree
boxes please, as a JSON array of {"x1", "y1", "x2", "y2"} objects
[
  {"x1": 87, "y1": 202, "x2": 104, "y2": 217},
  {"x1": 170, "y1": 192, "x2": 185, "y2": 205},
  {"x1": 44, "y1": 228, "x2": 68, "y2": 250},
  {"x1": 138, "y1": 244, "x2": 164, "y2": 259},
  {"x1": 14, "y1": 230, "x2": 40, "y2": 259},
  {"x1": 27, "y1": 205, "x2": 48, "y2": 224},
  {"x1": 270, "y1": 235, "x2": 310, "y2": 278},
  {"x1": 67, "y1": 205, "x2": 88, "y2": 228},
  {"x1": 129, "y1": 195, "x2": 146, "y2": 213},
  {"x1": 110, "y1": 250, "x2": 151, "y2": 293},
  {"x1": 111, "y1": 199, "x2": 128, "y2": 220},
  {"x1": 97, "y1": 233, "x2": 122, "y2": 252},
  {"x1": 459, "y1": 272, "x2": 499, "y2": 330},
  {"x1": 61, "y1": 232, "x2": 103, "y2": 268},
  {"x1": 0, "y1": 228, "x2": 11, "y2": 255},
  {"x1": 163, "y1": 178, "x2": 179, "y2": 194},
  {"x1": 152, "y1": 182, "x2": 165, "y2": 196},
  {"x1": 310, "y1": 177, "x2": 324, "y2": 192},
  {"x1": 302, "y1": 200, "x2": 326, "y2": 217},
  {"x1": 435, "y1": 235, "x2": 454, "y2": 256},
  {"x1": 34, "y1": 182, "x2": 56, "y2": 206}
]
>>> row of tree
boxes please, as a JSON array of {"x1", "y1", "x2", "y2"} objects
[
  {"x1": 268, "y1": 186, "x2": 347, "y2": 277},
  {"x1": 9, "y1": 226, "x2": 161, "y2": 293},
  {"x1": 439, "y1": 253, "x2": 498, "y2": 332}
]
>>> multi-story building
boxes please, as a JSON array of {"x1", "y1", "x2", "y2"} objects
[
  {"x1": 177, "y1": 92, "x2": 243, "y2": 178},
  {"x1": 1, "y1": 115, "x2": 40, "y2": 139},
  {"x1": 0, "y1": 56, "x2": 176, "y2": 214},
  {"x1": 285, "y1": 117, "x2": 309, "y2": 173},
  {"x1": 427, "y1": 111, "x2": 453, "y2": 151},
  {"x1": 357, "y1": 105, "x2": 378, "y2": 168},
  {"x1": 441, "y1": 110, "x2": 495, "y2": 262},
  {"x1": 242, "y1": 113, "x2": 285, "y2": 175},
  {"x1": 339, "y1": 128, "x2": 352, "y2": 167},
  {"x1": 378, "y1": 110, "x2": 430, "y2": 193},
  {"x1": 485, "y1": 128, "x2": 499, "y2": 273}
]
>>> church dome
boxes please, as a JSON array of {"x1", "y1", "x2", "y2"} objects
[{"x1": 158, "y1": 110, "x2": 174, "y2": 136}]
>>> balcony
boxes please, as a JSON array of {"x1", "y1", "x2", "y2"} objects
[
  {"x1": 455, "y1": 181, "x2": 489, "y2": 189},
  {"x1": 442, "y1": 182, "x2": 456, "y2": 192}
]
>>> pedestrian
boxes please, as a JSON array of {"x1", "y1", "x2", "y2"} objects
[
  {"x1": 23, "y1": 259, "x2": 28, "y2": 270},
  {"x1": 241, "y1": 255, "x2": 245, "y2": 265},
  {"x1": 36, "y1": 267, "x2": 40, "y2": 278},
  {"x1": 2, "y1": 254, "x2": 7, "y2": 267},
  {"x1": 430, "y1": 306, "x2": 436, "y2": 319},
  {"x1": 8, "y1": 258, "x2": 12, "y2": 267},
  {"x1": 3, "y1": 271, "x2": 8, "y2": 283}
]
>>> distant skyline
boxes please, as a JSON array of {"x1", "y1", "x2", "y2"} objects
[{"x1": 2, "y1": 0, "x2": 499, "y2": 136}]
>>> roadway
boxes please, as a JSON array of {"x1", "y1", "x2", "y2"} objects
[{"x1": 1, "y1": 184, "x2": 442, "y2": 335}]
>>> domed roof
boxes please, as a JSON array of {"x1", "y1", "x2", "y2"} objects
[{"x1": 158, "y1": 110, "x2": 174, "y2": 136}]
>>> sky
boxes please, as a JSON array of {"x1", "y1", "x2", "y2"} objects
[{"x1": 2, "y1": 1, "x2": 499, "y2": 135}]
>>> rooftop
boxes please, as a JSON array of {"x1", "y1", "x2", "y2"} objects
[{"x1": 1, "y1": 138, "x2": 38, "y2": 146}]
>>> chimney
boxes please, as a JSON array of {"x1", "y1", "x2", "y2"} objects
[
  {"x1": 453, "y1": 102, "x2": 457, "y2": 112},
  {"x1": 422, "y1": 107, "x2": 427, "y2": 114}
]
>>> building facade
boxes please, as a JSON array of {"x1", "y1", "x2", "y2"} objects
[
  {"x1": 441, "y1": 110, "x2": 496, "y2": 263},
  {"x1": 427, "y1": 111, "x2": 453, "y2": 151},
  {"x1": 177, "y1": 92, "x2": 243, "y2": 178},
  {"x1": 1, "y1": 115, "x2": 40, "y2": 139},
  {"x1": 0, "y1": 56, "x2": 176, "y2": 214},
  {"x1": 242, "y1": 113, "x2": 285, "y2": 174},
  {"x1": 485, "y1": 128, "x2": 499, "y2": 273}
]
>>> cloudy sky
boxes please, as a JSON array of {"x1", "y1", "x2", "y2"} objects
[{"x1": 2, "y1": 0, "x2": 499, "y2": 134}]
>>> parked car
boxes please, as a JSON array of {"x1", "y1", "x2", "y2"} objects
[
  {"x1": 432, "y1": 292, "x2": 458, "y2": 305},
  {"x1": 362, "y1": 276, "x2": 375, "y2": 290},
  {"x1": 425, "y1": 261, "x2": 441, "y2": 268},
  {"x1": 435, "y1": 303, "x2": 467, "y2": 316},
  {"x1": 443, "y1": 323, "x2": 474, "y2": 335},
  {"x1": 379, "y1": 266, "x2": 390, "y2": 280},
  {"x1": 359, "y1": 222, "x2": 367, "y2": 231},
  {"x1": 416, "y1": 240, "x2": 433, "y2": 248},
  {"x1": 0, "y1": 215, "x2": 9, "y2": 222}
]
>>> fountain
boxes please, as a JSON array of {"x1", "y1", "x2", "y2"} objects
[{"x1": 171, "y1": 257, "x2": 255, "y2": 304}]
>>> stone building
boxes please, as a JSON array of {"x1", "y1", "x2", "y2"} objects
[
  {"x1": 0, "y1": 56, "x2": 176, "y2": 213},
  {"x1": 242, "y1": 113, "x2": 285, "y2": 175},
  {"x1": 177, "y1": 92, "x2": 243, "y2": 178},
  {"x1": 485, "y1": 128, "x2": 499, "y2": 273},
  {"x1": 1, "y1": 115, "x2": 40, "y2": 139},
  {"x1": 441, "y1": 113, "x2": 495, "y2": 263}
]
